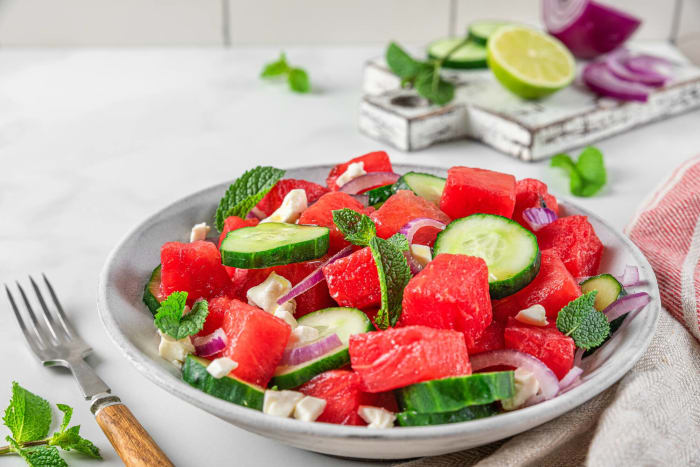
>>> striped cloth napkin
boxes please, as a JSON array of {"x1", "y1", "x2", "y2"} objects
[{"x1": 399, "y1": 155, "x2": 700, "y2": 467}]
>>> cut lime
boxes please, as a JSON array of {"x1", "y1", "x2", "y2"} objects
[{"x1": 487, "y1": 25, "x2": 575, "y2": 99}]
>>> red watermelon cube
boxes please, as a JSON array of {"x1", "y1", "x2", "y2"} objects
[
  {"x1": 255, "y1": 179, "x2": 329, "y2": 217},
  {"x1": 468, "y1": 319, "x2": 505, "y2": 355},
  {"x1": 399, "y1": 254, "x2": 492, "y2": 348},
  {"x1": 439, "y1": 166, "x2": 516, "y2": 219},
  {"x1": 323, "y1": 247, "x2": 381, "y2": 309},
  {"x1": 222, "y1": 299, "x2": 291, "y2": 387},
  {"x1": 197, "y1": 295, "x2": 231, "y2": 338},
  {"x1": 535, "y1": 216, "x2": 604, "y2": 278},
  {"x1": 370, "y1": 190, "x2": 451, "y2": 242},
  {"x1": 513, "y1": 178, "x2": 559, "y2": 231},
  {"x1": 326, "y1": 151, "x2": 393, "y2": 191},
  {"x1": 298, "y1": 370, "x2": 397, "y2": 425},
  {"x1": 160, "y1": 241, "x2": 234, "y2": 306},
  {"x1": 298, "y1": 191, "x2": 372, "y2": 253},
  {"x1": 349, "y1": 325, "x2": 471, "y2": 393},
  {"x1": 504, "y1": 317, "x2": 575, "y2": 379},
  {"x1": 492, "y1": 250, "x2": 581, "y2": 322}
]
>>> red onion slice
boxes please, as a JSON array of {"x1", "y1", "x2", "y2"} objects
[
  {"x1": 615, "y1": 265, "x2": 641, "y2": 287},
  {"x1": 522, "y1": 207, "x2": 558, "y2": 231},
  {"x1": 192, "y1": 328, "x2": 227, "y2": 357},
  {"x1": 558, "y1": 366, "x2": 584, "y2": 393},
  {"x1": 276, "y1": 246, "x2": 353, "y2": 305},
  {"x1": 339, "y1": 172, "x2": 400, "y2": 195},
  {"x1": 280, "y1": 333, "x2": 343, "y2": 366},
  {"x1": 625, "y1": 55, "x2": 673, "y2": 82},
  {"x1": 606, "y1": 49, "x2": 668, "y2": 87},
  {"x1": 603, "y1": 292, "x2": 651, "y2": 322},
  {"x1": 471, "y1": 349, "x2": 559, "y2": 402},
  {"x1": 398, "y1": 218, "x2": 447, "y2": 244},
  {"x1": 574, "y1": 348, "x2": 584, "y2": 368},
  {"x1": 403, "y1": 251, "x2": 424, "y2": 275},
  {"x1": 583, "y1": 61, "x2": 652, "y2": 102}
]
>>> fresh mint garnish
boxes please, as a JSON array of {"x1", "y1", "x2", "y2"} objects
[
  {"x1": 331, "y1": 209, "x2": 376, "y2": 246},
  {"x1": 154, "y1": 292, "x2": 209, "y2": 340},
  {"x1": 387, "y1": 233, "x2": 409, "y2": 252},
  {"x1": 47, "y1": 405, "x2": 100, "y2": 459},
  {"x1": 6, "y1": 437, "x2": 67, "y2": 467},
  {"x1": 215, "y1": 166, "x2": 285, "y2": 231},
  {"x1": 551, "y1": 146, "x2": 607, "y2": 197},
  {"x1": 261, "y1": 52, "x2": 311, "y2": 94},
  {"x1": 3, "y1": 382, "x2": 51, "y2": 443},
  {"x1": 556, "y1": 291, "x2": 610, "y2": 350}
]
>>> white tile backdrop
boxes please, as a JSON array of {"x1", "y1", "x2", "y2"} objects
[{"x1": 0, "y1": 0, "x2": 697, "y2": 46}]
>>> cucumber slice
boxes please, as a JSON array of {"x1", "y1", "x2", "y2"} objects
[
  {"x1": 580, "y1": 274, "x2": 623, "y2": 311},
  {"x1": 393, "y1": 172, "x2": 446, "y2": 205},
  {"x1": 396, "y1": 371, "x2": 515, "y2": 413},
  {"x1": 468, "y1": 20, "x2": 510, "y2": 46},
  {"x1": 220, "y1": 223, "x2": 329, "y2": 269},
  {"x1": 271, "y1": 308, "x2": 374, "y2": 389},
  {"x1": 142, "y1": 265, "x2": 164, "y2": 316},
  {"x1": 434, "y1": 214, "x2": 540, "y2": 299},
  {"x1": 427, "y1": 38, "x2": 488, "y2": 69},
  {"x1": 397, "y1": 404, "x2": 499, "y2": 426},
  {"x1": 366, "y1": 184, "x2": 395, "y2": 206},
  {"x1": 182, "y1": 355, "x2": 265, "y2": 410}
]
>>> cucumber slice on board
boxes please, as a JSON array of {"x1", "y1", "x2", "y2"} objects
[
  {"x1": 271, "y1": 308, "x2": 374, "y2": 389},
  {"x1": 397, "y1": 404, "x2": 499, "y2": 427},
  {"x1": 142, "y1": 265, "x2": 164, "y2": 316},
  {"x1": 468, "y1": 20, "x2": 510, "y2": 46},
  {"x1": 393, "y1": 172, "x2": 446, "y2": 205},
  {"x1": 366, "y1": 184, "x2": 395, "y2": 206},
  {"x1": 220, "y1": 223, "x2": 329, "y2": 269},
  {"x1": 396, "y1": 371, "x2": 515, "y2": 413},
  {"x1": 182, "y1": 355, "x2": 265, "y2": 410},
  {"x1": 580, "y1": 274, "x2": 623, "y2": 311},
  {"x1": 427, "y1": 38, "x2": 488, "y2": 69},
  {"x1": 434, "y1": 214, "x2": 540, "y2": 299}
]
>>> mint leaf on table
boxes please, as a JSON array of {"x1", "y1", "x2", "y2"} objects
[
  {"x1": 387, "y1": 233, "x2": 409, "y2": 252},
  {"x1": 370, "y1": 236, "x2": 412, "y2": 329},
  {"x1": 6, "y1": 437, "x2": 67, "y2": 467},
  {"x1": 415, "y1": 66, "x2": 455, "y2": 106},
  {"x1": 154, "y1": 292, "x2": 208, "y2": 340},
  {"x1": 556, "y1": 291, "x2": 610, "y2": 350},
  {"x1": 332, "y1": 209, "x2": 376, "y2": 246},
  {"x1": 3, "y1": 382, "x2": 51, "y2": 444},
  {"x1": 47, "y1": 404, "x2": 101, "y2": 459},
  {"x1": 260, "y1": 52, "x2": 290, "y2": 77},
  {"x1": 551, "y1": 146, "x2": 607, "y2": 197},
  {"x1": 261, "y1": 52, "x2": 311, "y2": 94},
  {"x1": 215, "y1": 166, "x2": 285, "y2": 231},
  {"x1": 288, "y1": 68, "x2": 310, "y2": 93},
  {"x1": 386, "y1": 42, "x2": 423, "y2": 79}
]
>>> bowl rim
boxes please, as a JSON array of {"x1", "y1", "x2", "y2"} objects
[{"x1": 97, "y1": 163, "x2": 660, "y2": 442}]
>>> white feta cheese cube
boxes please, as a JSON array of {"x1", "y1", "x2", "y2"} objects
[
  {"x1": 335, "y1": 162, "x2": 366, "y2": 188},
  {"x1": 293, "y1": 396, "x2": 327, "y2": 422},
  {"x1": 189, "y1": 222, "x2": 211, "y2": 242},
  {"x1": 289, "y1": 325, "x2": 319, "y2": 346},
  {"x1": 358, "y1": 406, "x2": 396, "y2": 429},
  {"x1": 409, "y1": 244, "x2": 432, "y2": 268},
  {"x1": 206, "y1": 357, "x2": 239, "y2": 379},
  {"x1": 157, "y1": 331, "x2": 194, "y2": 366},
  {"x1": 247, "y1": 272, "x2": 293, "y2": 313},
  {"x1": 260, "y1": 189, "x2": 308, "y2": 224},
  {"x1": 515, "y1": 304, "x2": 548, "y2": 327},
  {"x1": 273, "y1": 307, "x2": 298, "y2": 328},
  {"x1": 501, "y1": 368, "x2": 541, "y2": 411},
  {"x1": 263, "y1": 390, "x2": 304, "y2": 418}
]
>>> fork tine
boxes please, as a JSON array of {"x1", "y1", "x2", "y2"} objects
[
  {"x1": 29, "y1": 275, "x2": 69, "y2": 342},
  {"x1": 42, "y1": 274, "x2": 77, "y2": 339},
  {"x1": 16, "y1": 281, "x2": 55, "y2": 346},
  {"x1": 5, "y1": 285, "x2": 45, "y2": 356}
]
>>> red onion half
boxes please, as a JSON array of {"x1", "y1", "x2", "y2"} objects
[
  {"x1": 522, "y1": 207, "x2": 558, "y2": 231},
  {"x1": 339, "y1": 172, "x2": 400, "y2": 195},
  {"x1": 280, "y1": 333, "x2": 343, "y2": 366},
  {"x1": 192, "y1": 328, "x2": 227, "y2": 357},
  {"x1": 583, "y1": 60, "x2": 652, "y2": 102},
  {"x1": 398, "y1": 218, "x2": 447, "y2": 244},
  {"x1": 603, "y1": 292, "x2": 651, "y2": 322}
]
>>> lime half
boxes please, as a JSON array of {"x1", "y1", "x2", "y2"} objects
[{"x1": 487, "y1": 25, "x2": 575, "y2": 99}]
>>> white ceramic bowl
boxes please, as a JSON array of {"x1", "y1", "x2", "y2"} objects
[{"x1": 97, "y1": 164, "x2": 660, "y2": 460}]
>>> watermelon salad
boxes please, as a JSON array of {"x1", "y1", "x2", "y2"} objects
[{"x1": 145, "y1": 150, "x2": 652, "y2": 428}]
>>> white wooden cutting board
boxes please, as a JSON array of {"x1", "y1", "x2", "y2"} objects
[{"x1": 359, "y1": 42, "x2": 700, "y2": 161}]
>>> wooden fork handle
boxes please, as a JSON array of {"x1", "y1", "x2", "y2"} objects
[{"x1": 94, "y1": 400, "x2": 173, "y2": 466}]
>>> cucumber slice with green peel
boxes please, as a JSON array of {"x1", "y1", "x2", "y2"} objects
[
  {"x1": 397, "y1": 404, "x2": 499, "y2": 426},
  {"x1": 366, "y1": 184, "x2": 395, "y2": 206},
  {"x1": 468, "y1": 20, "x2": 511, "y2": 46},
  {"x1": 220, "y1": 223, "x2": 329, "y2": 269},
  {"x1": 580, "y1": 274, "x2": 623, "y2": 311},
  {"x1": 142, "y1": 265, "x2": 164, "y2": 316},
  {"x1": 182, "y1": 355, "x2": 265, "y2": 410},
  {"x1": 271, "y1": 308, "x2": 374, "y2": 389},
  {"x1": 427, "y1": 38, "x2": 488, "y2": 69},
  {"x1": 396, "y1": 371, "x2": 515, "y2": 414},
  {"x1": 434, "y1": 214, "x2": 540, "y2": 299},
  {"x1": 393, "y1": 172, "x2": 446, "y2": 205}
]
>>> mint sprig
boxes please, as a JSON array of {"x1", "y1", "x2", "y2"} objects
[
  {"x1": 154, "y1": 292, "x2": 209, "y2": 340},
  {"x1": 332, "y1": 208, "x2": 376, "y2": 246},
  {"x1": 556, "y1": 291, "x2": 610, "y2": 350},
  {"x1": 3, "y1": 382, "x2": 51, "y2": 443},
  {"x1": 215, "y1": 166, "x2": 285, "y2": 231},
  {"x1": 551, "y1": 146, "x2": 607, "y2": 197},
  {"x1": 261, "y1": 52, "x2": 311, "y2": 94}
]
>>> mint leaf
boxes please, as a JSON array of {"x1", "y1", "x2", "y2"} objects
[
  {"x1": 178, "y1": 300, "x2": 209, "y2": 339},
  {"x1": 551, "y1": 147, "x2": 606, "y2": 197},
  {"x1": 3, "y1": 383, "x2": 51, "y2": 443},
  {"x1": 49, "y1": 426, "x2": 101, "y2": 459},
  {"x1": 55, "y1": 404, "x2": 72, "y2": 433},
  {"x1": 415, "y1": 66, "x2": 455, "y2": 106},
  {"x1": 332, "y1": 209, "x2": 376, "y2": 246},
  {"x1": 556, "y1": 291, "x2": 610, "y2": 350},
  {"x1": 261, "y1": 53, "x2": 289, "y2": 77},
  {"x1": 215, "y1": 166, "x2": 285, "y2": 231},
  {"x1": 6, "y1": 437, "x2": 67, "y2": 467},
  {"x1": 387, "y1": 233, "x2": 409, "y2": 252},
  {"x1": 370, "y1": 236, "x2": 412, "y2": 329},
  {"x1": 288, "y1": 68, "x2": 310, "y2": 93},
  {"x1": 386, "y1": 42, "x2": 422, "y2": 79},
  {"x1": 154, "y1": 292, "x2": 208, "y2": 340}
]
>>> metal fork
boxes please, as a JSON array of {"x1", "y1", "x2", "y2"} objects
[{"x1": 6, "y1": 275, "x2": 173, "y2": 467}]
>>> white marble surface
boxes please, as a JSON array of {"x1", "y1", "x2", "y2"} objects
[{"x1": 0, "y1": 47, "x2": 698, "y2": 466}]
